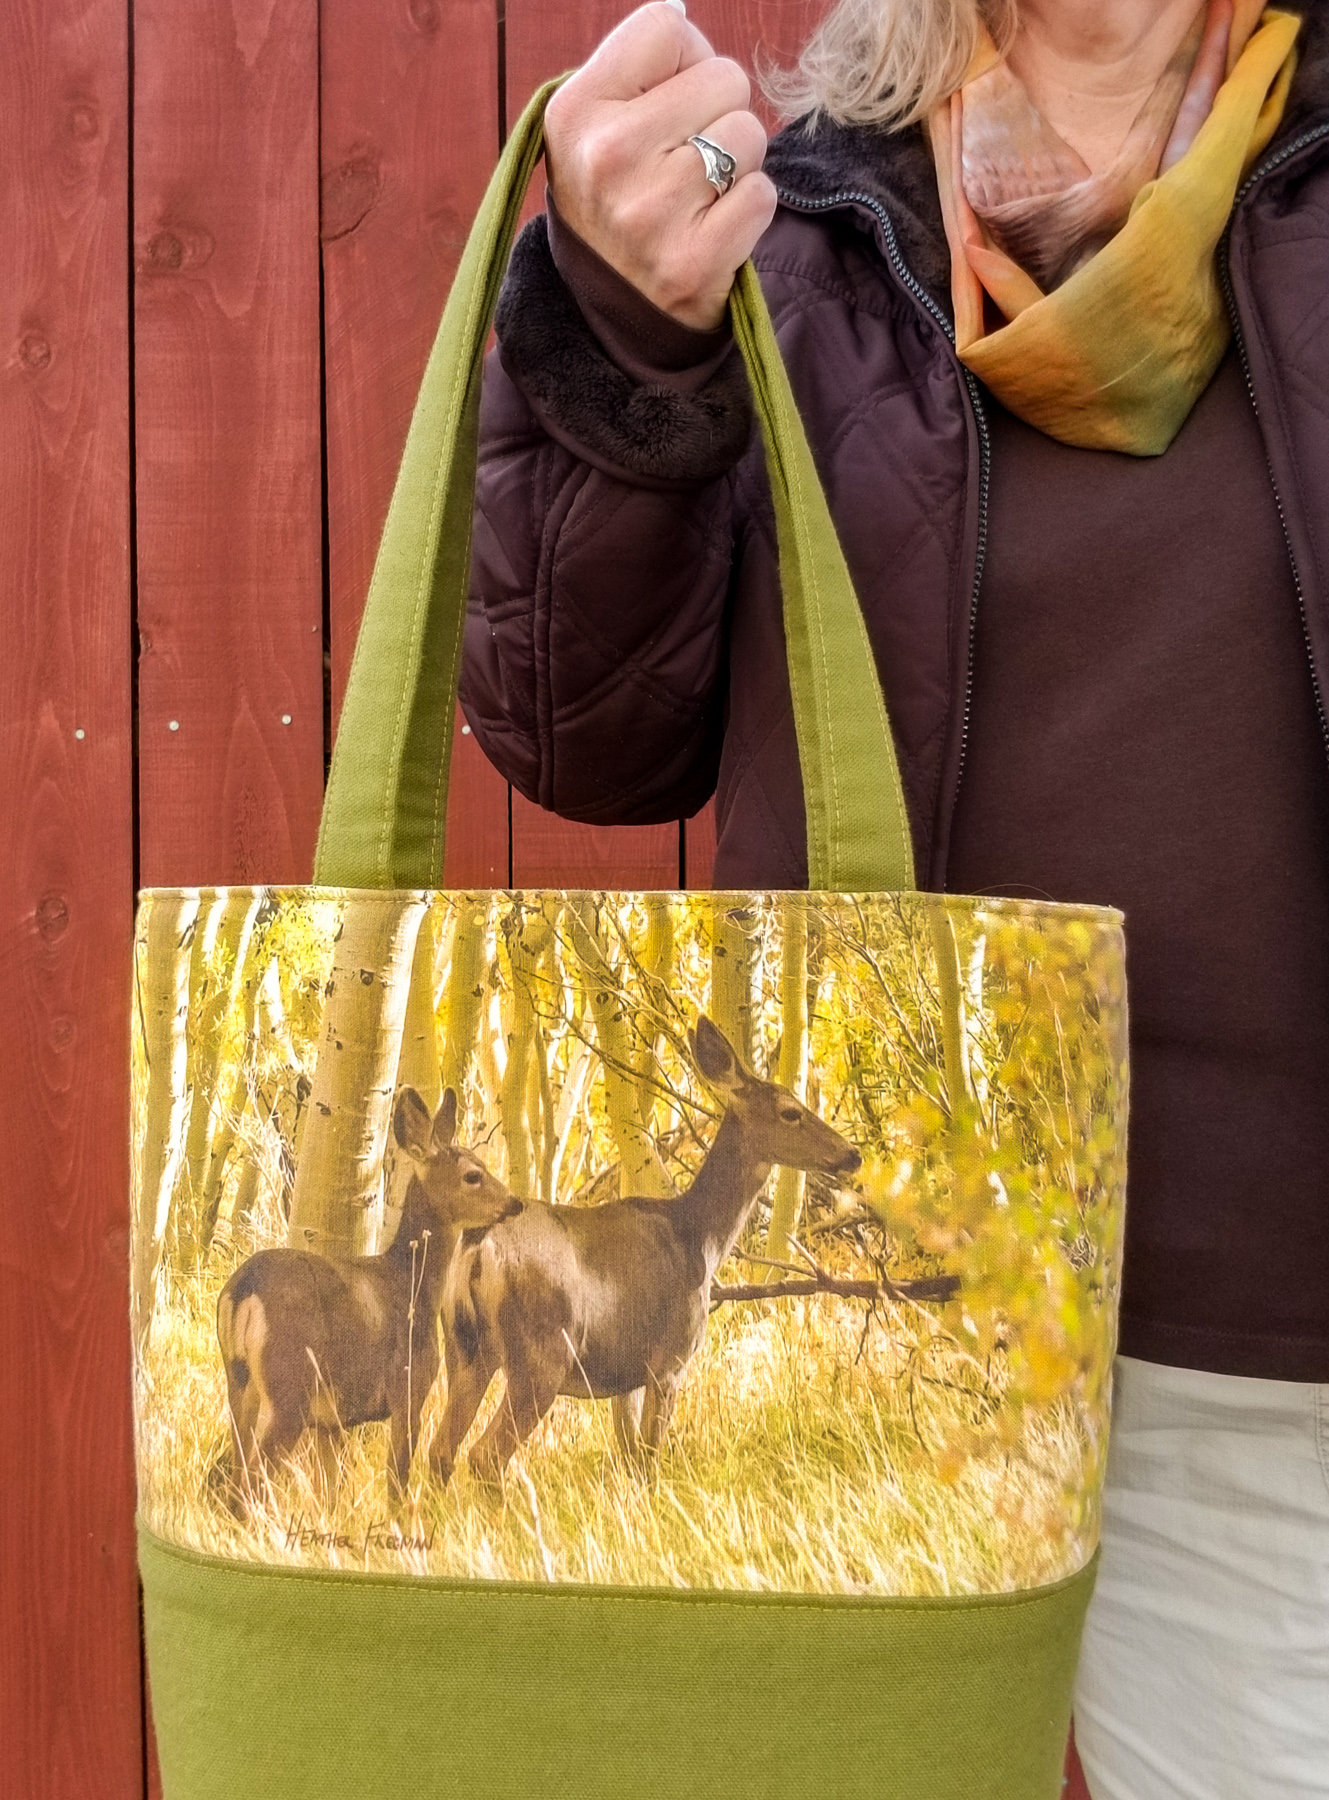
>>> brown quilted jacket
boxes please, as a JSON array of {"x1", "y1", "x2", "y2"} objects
[{"x1": 462, "y1": 1, "x2": 1329, "y2": 894}]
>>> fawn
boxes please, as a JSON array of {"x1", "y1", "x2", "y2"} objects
[{"x1": 216, "y1": 1086, "x2": 521, "y2": 1510}]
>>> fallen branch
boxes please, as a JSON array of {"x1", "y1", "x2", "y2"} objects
[{"x1": 710, "y1": 1272, "x2": 959, "y2": 1307}]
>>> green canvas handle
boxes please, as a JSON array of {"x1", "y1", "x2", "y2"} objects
[{"x1": 314, "y1": 78, "x2": 915, "y2": 894}]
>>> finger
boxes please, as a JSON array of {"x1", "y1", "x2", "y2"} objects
[
  {"x1": 666, "y1": 108, "x2": 767, "y2": 206},
  {"x1": 692, "y1": 169, "x2": 779, "y2": 267},
  {"x1": 627, "y1": 53, "x2": 752, "y2": 148},
  {"x1": 573, "y1": 4, "x2": 716, "y2": 106}
]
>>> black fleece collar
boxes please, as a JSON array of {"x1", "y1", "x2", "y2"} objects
[{"x1": 763, "y1": 0, "x2": 1329, "y2": 317}]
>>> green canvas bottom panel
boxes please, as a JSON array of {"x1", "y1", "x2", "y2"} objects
[{"x1": 140, "y1": 1526, "x2": 1096, "y2": 1799}]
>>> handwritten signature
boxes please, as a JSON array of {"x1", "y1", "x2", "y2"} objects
[{"x1": 283, "y1": 1514, "x2": 437, "y2": 1556}]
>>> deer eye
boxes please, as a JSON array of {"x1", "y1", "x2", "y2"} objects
[
  {"x1": 780, "y1": 1106, "x2": 802, "y2": 1124},
  {"x1": 463, "y1": 1169, "x2": 482, "y2": 1185}
]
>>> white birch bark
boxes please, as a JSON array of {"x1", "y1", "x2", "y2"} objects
[
  {"x1": 286, "y1": 893, "x2": 429, "y2": 1259},
  {"x1": 133, "y1": 892, "x2": 202, "y2": 1351}
]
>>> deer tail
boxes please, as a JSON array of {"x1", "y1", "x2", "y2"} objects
[{"x1": 218, "y1": 1288, "x2": 266, "y2": 1395}]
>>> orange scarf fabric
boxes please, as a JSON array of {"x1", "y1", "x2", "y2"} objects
[{"x1": 930, "y1": 3, "x2": 1300, "y2": 453}]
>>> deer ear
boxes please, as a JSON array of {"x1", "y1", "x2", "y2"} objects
[
  {"x1": 393, "y1": 1087, "x2": 432, "y2": 1158},
  {"x1": 692, "y1": 1014, "x2": 740, "y2": 1089},
  {"x1": 433, "y1": 1087, "x2": 458, "y2": 1149}
]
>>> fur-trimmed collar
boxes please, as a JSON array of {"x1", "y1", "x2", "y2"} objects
[{"x1": 763, "y1": 0, "x2": 1329, "y2": 316}]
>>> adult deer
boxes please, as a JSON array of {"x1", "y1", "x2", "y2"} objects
[
  {"x1": 217, "y1": 1087, "x2": 521, "y2": 1510},
  {"x1": 429, "y1": 1014, "x2": 862, "y2": 1485}
]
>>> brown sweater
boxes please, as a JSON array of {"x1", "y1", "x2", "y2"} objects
[{"x1": 947, "y1": 349, "x2": 1329, "y2": 1378}]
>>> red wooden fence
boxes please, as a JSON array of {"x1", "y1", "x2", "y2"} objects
[{"x1": 0, "y1": 2, "x2": 1091, "y2": 1793}]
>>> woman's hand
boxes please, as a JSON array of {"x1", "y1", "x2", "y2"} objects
[{"x1": 543, "y1": 3, "x2": 777, "y2": 330}]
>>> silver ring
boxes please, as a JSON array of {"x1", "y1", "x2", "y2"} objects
[{"x1": 688, "y1": 133, "x2": 738, "y2": 198}]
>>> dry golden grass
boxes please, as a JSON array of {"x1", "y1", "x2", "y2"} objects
[{"x1": 136, "y1": 1266, "x2": 1098, "y2": 1597}]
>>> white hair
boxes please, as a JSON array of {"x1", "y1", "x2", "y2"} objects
[{"x1": 761, "y1": 0, "x2": 1017, "y2": 131}]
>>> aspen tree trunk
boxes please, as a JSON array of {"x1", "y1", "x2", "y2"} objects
[
  {"x1": 396, "y1": 906, "x2": 444, "y2": 1110},
  {"x1": 633, "y1": 898, "x2": 675, "y2": 1140},
  {"x1": 928, "y1": 901, "x2": 994, "y2": 1217},
  {"x1": 197, "y1": 941, "x2": 267, "y2": 1257},
  {"x1": 476, "y1": 998, "x2": 502, "y2": 1122},
  {"x1": 535, "y1": 934, "x2": 559, "y2": 1201},
  {"x1": 498, "y1": 905, "x2": 552, "y2": 1197},
  {"x1": 379, "y1": 907, "x2": 445, "y2": 1250},
  {"x1": 964, "y1": 930, "x2": 990, "y2": 1120},
  {"x1": 165, "y1": 893, "x2": 221, "y2": 1266},
  {"x1": 286, "y1": 895, "x2": 429, "y2": 1259},
  {"x1": 549, "y1": 1035, "x2": 593, "y2": 1202},
  {"x1": 525, "y1": 1051, "x2": 547, "y2": 1200},
  {"x1": 709, "y1": 899, "x2": 755, "y2": 1066},
  {"x1": 176, "y1": 889, "x2": 263, "y2": 1266},
  {"x1": 229, "y1": 1152, "x2": 261, "y2": 1240},
  {"x1": 438, "y1": 896, "x2": 490, "y2": 1104},
  {"x1": 929, "y1": 901, "x2": 975, "y2": 1130},
  {"x1": 766, "y1": 903, "x2": 810, "y2": 1263},
  {"x1": 568, "y1": 897, "x2": 673, "y2": 1197},
  {"x1": 230, "y1": 961, "x2": 306, "y2": 1232},
  {"x1": 133, "y1": 893, "x2": 202, "y2": 1351}
]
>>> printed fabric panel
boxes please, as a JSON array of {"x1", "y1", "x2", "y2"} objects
[{"x1": 132, "y1": 886, "x2": 1126, "y2": 1598}]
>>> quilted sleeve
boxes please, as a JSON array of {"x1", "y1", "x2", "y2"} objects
[{"x1": 460, "y1": 212, "x2": 753, "y2": 825}]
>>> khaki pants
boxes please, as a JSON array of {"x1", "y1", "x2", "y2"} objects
[{"x1": 1074, "y1": 1355, "x2": 1329, "y2": 1799}]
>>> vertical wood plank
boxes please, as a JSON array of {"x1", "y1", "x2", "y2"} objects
[
  {"x1": 678, "y1": 0, "x2": 816, "y2": 126},
  {"x1": 510, "y1": 797, "x2": 680, "y2": 888},
  {"x1": 0, "y1": 0, "x2": 143, "y2": 1792},
  {"x1": 510, "y1": 805, "x2": 681, "y2": 890},
  {"x1": 134, "y1": 0, "x2": 325, "y2": 888},
  {"x1": 1065, "y1": 1731, "x2": 1092, "y2": 1799},
  {"x1": 446, "y1": 715, "x2": 511, "y2": 885},
  {"x1": 505, "y1": 0, "x2": 814, "y2": 139},
  {"x1": 684, "y1": 800, "x2": 718, "y2": 889},
  {"x1": 146, "y1": 1694, "x2": 163, "y2": 1800},
  {"x1": 321, "y1": 0, "x2": 507, "y2": 888}
]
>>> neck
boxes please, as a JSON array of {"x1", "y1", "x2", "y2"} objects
[
  {"x1": 675, "y1": 1110, "x2": 770, "y2": 1271},
  {"x1": 384, "y1": 1181, "x2": 456, "y2": 1310},
  {"x1": 1009, "y1": 0, "x2": 1208, "y2": 170}
]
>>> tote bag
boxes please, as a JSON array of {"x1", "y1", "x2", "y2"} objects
[{"x1": 132, "y1": 80, "x2": 1127, "y2": 1800}]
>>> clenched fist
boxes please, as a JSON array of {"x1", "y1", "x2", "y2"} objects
[{"x1": 543, "y1": 3, "x2": 778, "y2": 330}]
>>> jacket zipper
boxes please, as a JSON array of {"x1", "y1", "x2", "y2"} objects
[
  {"x1": 1220, "y1": 120, "x2": 1329, "y2": 765},
  {"x1": 775, "y1": 186, "x2": 991, "y2": 870},
  {"x1": 784, "y1": 120, "x2": 1329, "y2": 813}
]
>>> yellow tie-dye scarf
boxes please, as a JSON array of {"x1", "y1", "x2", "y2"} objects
[{"x1": 930, "y1": 4, "x2": 1300, "y2": 455}]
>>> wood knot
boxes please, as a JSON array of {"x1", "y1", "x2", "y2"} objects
[
  {"x1": 68, "y1": 103, "x2": 99, "y2": 141},
  {"x1": 19, "y1": 334, "x2": 51, "y2": 371},
  {"x1": 36, "y1": 893, "x2": 69, "y2": 938},
  {"x1": 147, "y1": 232, "x2": 183, "y2": 269},
  {"x1": 321, "y1": 154, "x2": 382, "y2": 242},
  {"x1": 142, "y1": 224, "x2": 215, "y2": 273},
  {"x1": 427, "y1": 200, "x2": 465, "y2": 260}
]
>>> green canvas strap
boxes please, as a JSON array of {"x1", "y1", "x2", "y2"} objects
[
  {"x1": 314, "y1": 79, "x2": 915, "y2": 895},
  {"x1": 729, "y1": 263, "x2": 912, "y2": 891}
]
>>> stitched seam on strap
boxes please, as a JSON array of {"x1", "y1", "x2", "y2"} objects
[
  {"x1": 783, "y1": 390, "x2": 840, "y2": 884},
  {"x1": 411, "y1": 256, "x2": 487, "y2": 882}
]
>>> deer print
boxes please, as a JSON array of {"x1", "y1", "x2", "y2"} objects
[
  {"x1": 428, "y1": 1014, "x2": 862, "y2": 1486},
  {"x1": 216, "y1": 1087, "x2": 521, "y2": 1510}
]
